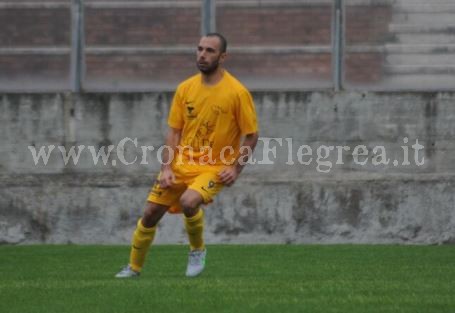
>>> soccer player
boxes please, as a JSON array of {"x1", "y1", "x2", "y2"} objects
[{"x1": 115, "y1": 33, "x2": 259, "y2": 278}]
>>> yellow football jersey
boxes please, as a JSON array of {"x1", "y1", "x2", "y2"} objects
[{"x1": 168, "y1": 71, "x2": 258, "y2": 166}]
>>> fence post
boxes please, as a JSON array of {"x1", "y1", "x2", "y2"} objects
[
  {"x1": 332, "y1": 0, "x2": 343, "y2": 91},
  {"x1": 202, "y1": 0, "x2": 216, "y2": 35},
  {"x1": 70, "y1": 0, "x2": 84, "y2": 93}
]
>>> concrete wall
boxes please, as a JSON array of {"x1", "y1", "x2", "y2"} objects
[{"x1": 1, "y1": 91, "x2": 455, "y2": 244}]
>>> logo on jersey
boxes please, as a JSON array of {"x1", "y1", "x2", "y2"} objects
[
  {"x1": 151, "y1": 179, "x2": 163, "y2": 196},
  {"x1": 212, "y1": 104, "x2": 228, "y2": 115},
  {"x1": 186, "y1": 104, "x2": 197, "y2": 119},
  {"x1": 151, "y1": 189, "x2": 162, "y2": 197},
  {"x1": 201, "y1": 180, "x2": 216, "y2": 194}
]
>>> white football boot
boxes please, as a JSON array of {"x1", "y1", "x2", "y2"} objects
[
  {"x1": 185, "y1": 249, "x2": 206, "y2": 277},
  {"x1": 115, "y1": 265, "x2": 140, "y2": 278}
]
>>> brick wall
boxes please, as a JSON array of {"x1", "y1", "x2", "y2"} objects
[
  {"x1": 228, "y1": 53, "x2": 331, "y2": 77},
  {"x1": 345, "y1": 5, "x2": 392, "y2": 45},
  {"x1": 0, "y1": 8, "x2": 70, "y2": 46},
  {"x1": 217, "y1": 6, "x2": 332, "y2": 45},
  {"x1": 344, "y1": 4, "x2": 392, "y2": 84},
  {"x1": 0, "y1": 55, "x2": 69, "y2": 78},
  {"x1": 345, "y1": 53, "x2": 385, "y2": 84},
  {"x1": 85, "y1": 54, "x2": 196, "y2": 82},
  {"x1": 85, "y1": 7, "x2": 201, "y2": 45},
  {"x1": 0, "y1": 3, "x2": 392, "y2": 90},
  {"x1": 85, "y1": 53, "x2": 332, "y2": 85}
]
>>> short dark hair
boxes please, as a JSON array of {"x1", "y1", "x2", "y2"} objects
[{"x1": 205, "y1": 32, "x2": 227, "y2": 53}]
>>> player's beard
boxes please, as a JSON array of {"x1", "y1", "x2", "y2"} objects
[{"x1": 197, "y1": 57, "x2": 220, "y2": 75}]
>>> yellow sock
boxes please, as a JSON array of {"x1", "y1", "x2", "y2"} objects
[
  {"x1": 129, "y1": 218, "x2": 156, "y2": 272},
  {"x1": 184, "y1": 209, "x2": 205, "y2": 251}
]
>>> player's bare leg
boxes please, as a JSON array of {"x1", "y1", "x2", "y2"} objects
[{"x1": 142, "y1": 201, "x2": 169, "y2": 227}]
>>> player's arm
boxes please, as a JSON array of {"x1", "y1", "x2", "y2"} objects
[
  {"x1": 159, "y1": 127, "x2": 182, "y2": 188},
  {"x1": 218, "y1": 131, "x2": 259, "y2": 186}
]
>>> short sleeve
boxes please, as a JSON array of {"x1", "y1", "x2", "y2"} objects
[
  {"x1": 236, "y1": 90, "x2": 258, "y2": 135},
  {"x1": 167, "y1": 85, "x2": 184, "y2": 129}
]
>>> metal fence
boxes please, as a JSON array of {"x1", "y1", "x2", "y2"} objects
[{"x1": 0, "y1": 0, "x2": 454, "y2": 92}]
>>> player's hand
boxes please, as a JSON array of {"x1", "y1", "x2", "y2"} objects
[
  {"x1": 160, "y1": 166, "x2": 175, "y2": 189},
  {"x1": 218, "y1": 166, "x2": 239, "y2": 187}
]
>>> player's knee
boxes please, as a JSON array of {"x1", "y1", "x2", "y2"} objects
[
  {"x1": 180, "y1": 194, "x2": 201, "y2": 214},
  {"x1": 142, "y1": 202, "x2": 167, "y2": 227},
  {"x1": 180, "y1": 196, "x2": 197, "y2": 211}
]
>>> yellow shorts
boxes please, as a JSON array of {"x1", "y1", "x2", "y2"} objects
[{"x1": 147, "y1": 164, "x2": 225, "y2": 214}]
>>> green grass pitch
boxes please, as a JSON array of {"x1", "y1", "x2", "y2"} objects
[{"x1": 0, "y1": 245, "x2": 454, "y2": 313}]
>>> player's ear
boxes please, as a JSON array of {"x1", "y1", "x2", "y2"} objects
[{"x1": 219, "y1": 52, "x2": 227, "y2": 64}]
